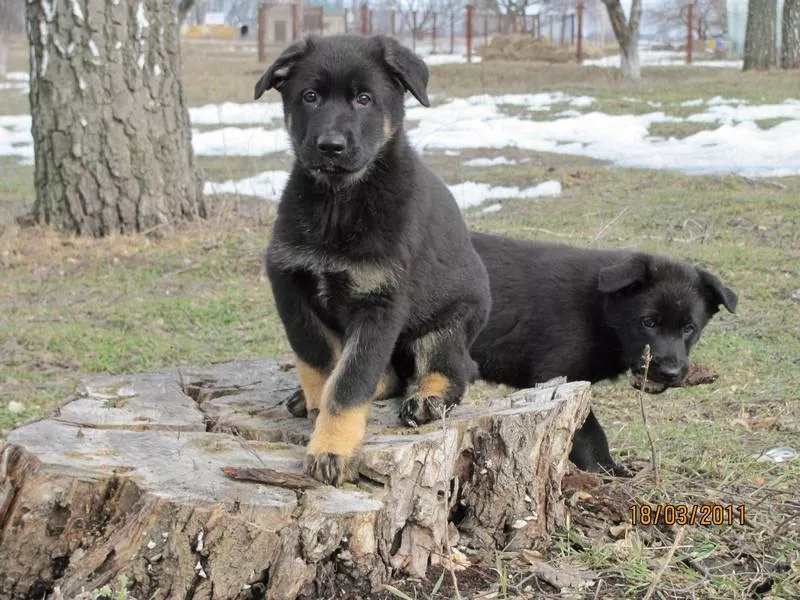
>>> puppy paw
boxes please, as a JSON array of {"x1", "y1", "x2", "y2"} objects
[
  {"x1": 304, "y1": 452, "x2": 359, "y2": 487},
  {"x1": 286, "y1": 389, "x2": 308, "y2": 417},
  {"x1": 399, "y1": 393, "x2": 452, "y2": 427}
]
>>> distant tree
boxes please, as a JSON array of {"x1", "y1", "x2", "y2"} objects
[
  {"x1": 649, "y1": 0, "x2": 727, "y2": 43},
  {"x1": 743, "y1": 0, "x2": 777, "y2": 70},
  {"x1": 602, "y1": 0, "x2": 642, "y2": 79},
  {"x1": 26, "y1": 0, "x2": 205, "y2": 236},
  {"x1": 0, "y1": 0, "x2": 25, "y2": 76},
  {"x1": 782, "y1": 0, "x2": 800, "y2": 68}
]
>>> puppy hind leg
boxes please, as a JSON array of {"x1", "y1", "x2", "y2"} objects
[{"x1": 400, "y1": 329, "x2": 469, "y2": 426}]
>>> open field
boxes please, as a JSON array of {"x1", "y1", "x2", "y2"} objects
[{"x1": 1, "y1": 35, "x2": 799, "y2": 599}]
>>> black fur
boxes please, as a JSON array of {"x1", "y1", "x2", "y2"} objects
[
  {"x1": 470, "y1": 232, "x2": 737, "y2": 476},
  {"x1": 258, "y1": 35, "x2": 490, "y2": 484}
]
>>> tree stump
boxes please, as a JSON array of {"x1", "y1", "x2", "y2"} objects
[{"x1": 0, "y1": 360, "x2": 591, "y2": 600}]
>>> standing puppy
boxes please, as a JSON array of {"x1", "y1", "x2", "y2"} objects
[
  {"x1": 469, "y1": 232, "x2": 737, "y2": 476},
  {"x1": 257, "y1": 36, "x2": 490, "y2": 486}
]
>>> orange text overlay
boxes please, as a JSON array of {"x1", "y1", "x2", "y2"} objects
[{"x1": 630, "y1": 504, "x2": 747, "y2": 527}]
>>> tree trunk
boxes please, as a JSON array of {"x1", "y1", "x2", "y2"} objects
[
  {"x1": 603, "y1": 0, "x2": 643, "y2": 80},
  {"x1": 25, "y1": 1, "x2": 205, "y2": 237},
  {"x1": 743, "y1": 0, "x2": 777, "y2": 70},
  {"x1": 0, "y1": 360, "x2": 591, "y2": 600},
  {"x1": 782, "y1": 0, "x2": 800, "y2": 68}
]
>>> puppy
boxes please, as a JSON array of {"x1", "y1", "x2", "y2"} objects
[
  {"x1": 469, "y1": 232, "x2": 737, "y2": 476},
  {"x1": 256, "y1": 35, "x2": 490, "y2": 486}
]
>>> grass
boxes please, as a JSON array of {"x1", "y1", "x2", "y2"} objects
[{"x1": 2, "y1": 35, "x2": 800, "y2": 599}]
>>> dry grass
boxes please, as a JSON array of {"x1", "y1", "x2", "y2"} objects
[{"x1": 1, "y1": 35, "x2": 799, "y2": 599}]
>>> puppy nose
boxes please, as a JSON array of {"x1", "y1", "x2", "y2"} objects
[
  {"x1": 657, "y1": 364, "x2": 684, "y2": 382},
  {"x1": 317, "y1": 133, "x2": 346, "y2": 157}
]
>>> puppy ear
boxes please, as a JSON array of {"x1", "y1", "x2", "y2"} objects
[
  {"x1": 378, "y1": 36, "x2": 430, "y2": 107},
  {"x1": 698, "y1": 268, "x2": 738, "y2": 314},
  {"x1": 254, "y1": 38, "x2": 310, "y2": 100},
  {"x1": 598, "y1": 254, "x2": 647, "y2": 294}
]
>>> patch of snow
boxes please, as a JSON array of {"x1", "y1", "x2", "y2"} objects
[
  {"x1": 5, "y1": 72, "x2": 29, "y2": 82},
  {"x1": 687, "y1": 100, "x2": 800, "y2": 124},
  {"x1": 463, "y1": 156, "x2": 518, "y2": 167},
  {"x1": 584, "y1": 50, "x2": 742, "y2": 69},
  {"x1": 204, "y1": 170, "x2": 290, "y2": 201},
  {"x1": 192, "y1": 126, "x2": 290, "y2": 156},
  {"x1": 448, "y1": 180, "x2": 562, "y2": 209},
  {"x1": 189, "y1": 101, "x2": 285, "y2": 126},
  {"x1": 423, "y1": 53, "x2": 481, "y2": 65},
  {"x1": 480, "y1": 203, "x2": 503, "y2": 214}
]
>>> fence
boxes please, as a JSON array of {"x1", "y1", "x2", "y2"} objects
[{"x1": 258, "y1": 3, "x2": 706, "y2": 66}]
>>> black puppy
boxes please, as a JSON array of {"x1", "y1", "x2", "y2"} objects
[
  {"x1": 469, "y1": 232, "x2": 737, "y2": 476},
  {"x1": 256, "y1": 36, "x2": 490, "y2": 486}
]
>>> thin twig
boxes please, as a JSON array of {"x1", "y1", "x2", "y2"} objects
[
  {"x1": 440, "y1": 404, "x2": 461, "y2": 600},
  {"x1": 642, "y1": 526, "x2": 688, "y2": 600},
  {"x1": 637, "y1": 344, "x2": 660, "y2": 485},
  {"x1": 592, "y1": 206, "x2": 630, "y2": 243}
]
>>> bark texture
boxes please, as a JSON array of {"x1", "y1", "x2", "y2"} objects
[
  {"x1": 25, "y1": 0, "x2": 205, "y2": 236},
  {"x1": 781, "y1": 0, "x2": 800, "y2": 68},
  {"x1": 603, "y1": 0, "x2": 642, "y2": 79},
  {"x1": 0, "y1": 360, "x2": 591, "y2": 600},
  {"x1": 743, "y1": 0, "x2": 777, "y2": 70}
]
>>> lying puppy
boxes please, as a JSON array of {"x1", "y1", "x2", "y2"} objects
[
  {"x1": 256, "y1": 35, "x2": 490, "y2": 486},
  {"x1": 469, "y1": 231, "x2": 737, "y2": 476}
]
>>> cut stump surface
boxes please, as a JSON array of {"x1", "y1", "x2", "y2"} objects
[{"x1": 0, "y1": 360, "x2": 591, "y2": 600}]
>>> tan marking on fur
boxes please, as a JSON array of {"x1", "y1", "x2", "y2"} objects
[
  {"x1": 412, "y1": 329, "x2": 448, "y2": 375},
  {"x1": 383, "y1": 117, "x2": 394, "y2": 141},
  {"x1": 416, "y1": 372, "x2": 451, "y2": 399},
  {"x1": 296, "y1": 360, "x2": 328, "y2": 412},
  {"x1": 286, "y1": 114, "x2": 292, "y2": 132},
  {"x1": 348, "y1": 263, "x2": 396, "y2": 296},
  {"x1": 307, "y1": 401, "x2": 370, "y2": 460},
  {"x1": 374, "y1": 368, "x2": 400, "y2": 401},
  {"x1": 296, "y1": 316, "x2": 342, "y2": 413}
]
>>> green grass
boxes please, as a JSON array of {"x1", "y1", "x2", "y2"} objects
[{"x1": 1, "y1": 35, "x2": 799, "y2": 599}]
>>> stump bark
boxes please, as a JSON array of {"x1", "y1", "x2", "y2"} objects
[{"x1": 0, "y1": 360, "x2": 591, "y2": 600}]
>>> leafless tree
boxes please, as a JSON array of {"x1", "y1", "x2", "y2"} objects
[
  {"x1": 602, "y1": 0, "x2": 642, "y2": 79},
  {"x1": 649, "y1": 0, "x2": 726, "y2": 42},
  {"x1": 782, "y1": 0, "x2": 800, "y2": 68},
  {"x1": 26, "y1": 0, "x2": 205, "y2": 235},
  {"x1": 743, "y1": 0, "x2": 776, "y2": 70}
]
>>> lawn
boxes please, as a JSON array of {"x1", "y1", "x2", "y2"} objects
[{"x1": 1, "y1": 35, "x2": 798, "y2": 599}]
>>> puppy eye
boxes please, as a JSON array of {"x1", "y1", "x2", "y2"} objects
[
  {"x1": 641, "y1": 316, "x2": 656, "y2": 328},
  {"x1": 683, "y1": 323, "x2": 696, "y2": 334},
  {"x1": 356, "y1": 93, "x2": 372, "y2": 106},
  {"x1": 302, "y1": 90, "x2": 318, "y2": 104}
]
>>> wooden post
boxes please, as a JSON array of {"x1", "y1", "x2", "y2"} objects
[
  {"x1": 549, "y1": 16, "x2": 553, "y2": 42},
  {"x1": 291, "y1": 3, "x2": 299, "y2": 40},
  {"x1": 390, "y1": 9, "x2": 396, "y2": 36},
  {"x1": 466, "y1": 5, "x2": 474, "y2": 63},
  {"x1": 344, "y1": 7, "x2": 349, "y2": 33},
  {"x1": 360, "y1": 2, "x2": 368, "y2": 35},
  {"x1": 432, "y1": 12, "x2": 437, "y2": 52},
  {"x1": 450, "y1": 12, "x2": 455, "y2": 54},
  {"x1": 576, "y1": 3, "x2": 584, "y2": 62},
  {"x1": 258, "y1": 3, "x2": 267, "y2": 63},
  {"x1": 412, "y1": 11, "x2": 417, "y2": 52},
  {"x1": 560, "y1": 14, "x2": 567, "y2": 46},
  {"x1": 686, "y1": 3, "x2": 694, "y2": 64},
  {"x1": 484, "y1": 11, "x2": 489, "y2": 46},
  {"x1": 368, "y1": 8, "x2": 373, "y2": 34}
]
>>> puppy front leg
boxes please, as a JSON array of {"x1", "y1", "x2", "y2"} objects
[
  {"x1": 306, "y1": 300, "x2": 407, "y2": 486},
  {"x1": 266, "y1": 262, "x2": 341, "y2": 417}
]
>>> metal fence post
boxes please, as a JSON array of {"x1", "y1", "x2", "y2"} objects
[
  {"x1": 258, "y1": 3, "x2": 267, "y2": 63},
  {"x1": 466, "y1": 4, "x2": 474, "y2": 63}
]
